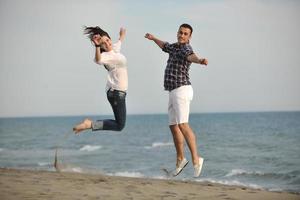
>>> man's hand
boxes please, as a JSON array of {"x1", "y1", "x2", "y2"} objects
[
  {"x1": 144, "y1": 33, "x2": 155, "y2": 40},
  {"x1": 145, "y1": 33, "x2": 165, "y2": 49},
  {"x1": 199, "y1": 58, "x2": 208, "y2": 65},
  {"x1": 187, "y1": 54, "x2": 208, "y2": 66}
]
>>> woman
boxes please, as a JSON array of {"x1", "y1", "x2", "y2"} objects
[{"x1": 73, "y1": 26, "x2": 128, "y2": 133}]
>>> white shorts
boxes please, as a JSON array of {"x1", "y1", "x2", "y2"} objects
[{"x1": 168, "y1": 85, "x2": 193, "y2": 125}]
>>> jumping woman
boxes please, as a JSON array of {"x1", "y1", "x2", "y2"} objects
[{"x1": 73, "y1": 26, "x2": 128, "y2": 133}]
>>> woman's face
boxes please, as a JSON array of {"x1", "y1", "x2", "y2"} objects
[{"x1": 100, "y1": 36, "x2": 112, "y2": 51}]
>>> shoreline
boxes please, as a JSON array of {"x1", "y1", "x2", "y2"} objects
[{"x1": 1, "y1": 168, "x2": 299, "y2": 200}]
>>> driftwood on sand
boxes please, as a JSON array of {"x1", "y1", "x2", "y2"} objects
[{"x1": 54, "y1": 148, "x2": 61, "y2": 172}]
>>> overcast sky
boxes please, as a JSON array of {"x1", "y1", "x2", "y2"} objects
[{"x1": 0, "y1": 0, "x2": 299, "y2": 117}]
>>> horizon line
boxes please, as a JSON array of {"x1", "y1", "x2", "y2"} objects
[{"x1": 1, "y1": 110, "x2": 300, "y2": 119}]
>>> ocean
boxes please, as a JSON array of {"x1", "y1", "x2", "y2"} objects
[{"x1": 0, "y1": 112, "x2": 299, "y2": 193}]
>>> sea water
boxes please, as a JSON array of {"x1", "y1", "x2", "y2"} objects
[{"x1": 0, "y1": 112, "x2": 299, "y2": 193}]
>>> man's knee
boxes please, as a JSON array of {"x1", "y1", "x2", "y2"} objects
[
  {"x1": 169, "y1": 124, "x2": 178, "y2": 130},
  {"x1": 178, "y1": 123, "x2": 189, "y2": 131}
]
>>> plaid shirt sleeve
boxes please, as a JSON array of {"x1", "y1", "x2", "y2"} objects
[
  {"x1": 162, "y1": 42, "x2": 172, "y2": 53},
  {"x1": 181, "y1": 44, "x2": 194, "y2": 59}
]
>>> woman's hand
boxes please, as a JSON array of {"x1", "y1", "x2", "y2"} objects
[
  {"x1": 119, "y1": 27, "x2": 126, "y2": 42},
  {"x1": 92, "y1": 34, "x2": 101, "y2": 46}
]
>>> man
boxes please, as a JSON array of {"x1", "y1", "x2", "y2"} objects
[{"x1": 145, "y1": 24, "x2": 208, "y2": 177}]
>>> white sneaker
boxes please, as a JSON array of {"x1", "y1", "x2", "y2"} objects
[
  {"x1": 194, "y1": 157, "x2": 204, "y2": 178},
  {"x1": 173, "y1": 158, "x2": 189, "y2": 176}
]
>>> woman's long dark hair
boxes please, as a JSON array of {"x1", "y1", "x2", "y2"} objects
[
  {"x1": 84, "y1": 26, "x2": 110, "y2": 40},
  {"x1": 84, "y1": 26, "x2": 110, "y2": 70}
]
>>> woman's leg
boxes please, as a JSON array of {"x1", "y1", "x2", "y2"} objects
[
  {"x1": 92, "y1": 90, "x2": 126, "y2": 131},
  {"x1": 73, "y1": 118, "x2": 92, "y2": 134}
]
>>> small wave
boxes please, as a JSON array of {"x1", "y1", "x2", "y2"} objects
[
  {"x1": 69, "y1": 167, "x2": 83, "y2": 173},
  {"x1": 198, "y1": 178, "x2": 263, "y2": 190},
  {"x1": 110, "y1": 171, "x2": 144, "y2": 178},
  {"x1": 225, "y1": 169, "x2": 295, "y2": 180},
  {"x1": 153, "y1": 175, "x2": 170, "y2": 180},
  {"x1": 225, "y1": 169, "x2": 265, "y2": 177},
  {"x1": 38, "y1": 162, "x2": 50, "y2": 167},
  {"x1": 79, "y1": 145, "x2": 102, "y2": 152},
  {"x1": 58, "y1": 166, "x2": 83, "y2": 173},
  {"x1": 0, "y1": 148, "x2": 3, "y2": 152},
  {"x1": 145, "y1": 142, "x2": 173, "y2": 149},
  {"x1": 63, "y1": 167, "x2": 83, "y2": 173}
]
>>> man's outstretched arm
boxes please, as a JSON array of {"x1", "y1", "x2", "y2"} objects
[
  {"x1": 187, "y1": 53, "x2": 208, "y2": 65},
  {"x1": 144, "y1": 33, "x2": 165, "y2": 49}
]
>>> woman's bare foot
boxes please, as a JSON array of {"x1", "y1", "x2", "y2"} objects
[{"x1": 73, "y1": 118, "x2": 92, "y2": 134}]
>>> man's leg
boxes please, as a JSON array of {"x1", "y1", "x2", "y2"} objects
[
  {"x1": 178, "y1": 123, "x2": 200, "y2": 165},
  {"x1": 170, "y1": 85, "x2": 203, "y2": 177},
  {"x1": 169, "y1": 124, "x2": 185, "y2": 165},
  {"x1": 179, "y1": 122, "x2": 204, "y2": 177},
  {"x1": 173, "y1": 86, "x2": 200, "y2": 165},
  {"x1": 169, "y1": 90, "x2": 189, "y2": 176}
]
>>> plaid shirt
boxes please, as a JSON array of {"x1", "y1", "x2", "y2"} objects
[{"x1": 162, "y1": 42, "x2": 194, "y2": 91}]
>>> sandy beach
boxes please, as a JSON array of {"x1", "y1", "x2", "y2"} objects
[{"x1": 0, "y1": 168, "x2": 299, "y2": 200}]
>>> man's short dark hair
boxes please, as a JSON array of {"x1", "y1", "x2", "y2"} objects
[{"x1": 179, "y1": 23, "x2": 193, "y2": 35}]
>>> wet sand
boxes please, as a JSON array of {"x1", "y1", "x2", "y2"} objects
[{"x1": 0, "y1": 168, "x2": 299, "y2": 200}]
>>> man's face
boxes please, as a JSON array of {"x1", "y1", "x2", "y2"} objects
[{"x1": 177, "y1": 27, "x2": 192, "y2": 44}]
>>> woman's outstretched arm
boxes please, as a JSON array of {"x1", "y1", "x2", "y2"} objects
[{"x1": 119, "y1": 28, "x2": 126, "y2": 42}]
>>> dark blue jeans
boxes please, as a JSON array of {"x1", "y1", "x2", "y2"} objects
[{"x1": 92, "y1": 89, "x2": 126, "y2": 131}]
